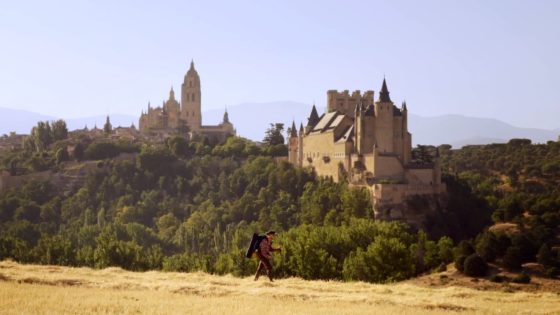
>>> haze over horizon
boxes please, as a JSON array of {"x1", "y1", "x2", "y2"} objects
[{"x1": 1, "y1": 1, "x2": 559, "y2": 129}]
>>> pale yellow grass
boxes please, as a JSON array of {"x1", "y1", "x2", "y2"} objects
[{"x1": 1, "y1": 260, "x2": 559, "y2": 315}]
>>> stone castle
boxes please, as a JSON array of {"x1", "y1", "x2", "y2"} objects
[
  {"x1": 139, "y1": 60, "x2": 235, "y2": 142},
  {"x1": 288, "y1": 79, "x2": 445, "y2": 224}
]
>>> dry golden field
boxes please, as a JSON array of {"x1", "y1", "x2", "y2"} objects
[{"x1": 1, "y1": 260, "x2": 559, "y2": 315}]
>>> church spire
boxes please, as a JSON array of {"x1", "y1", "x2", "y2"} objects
[
  {"x1": 223, "y1": 107, "x2": 230, "y2": 124},
  {"x1": 169, "y1": 86, "x2": 175, "y2": 100},
  {"x1": 299, "y1": 122, "x2": 304, "y2": 135},
  {"x1": 378, "y1": 78, "x2": 392, "y2": 102}
]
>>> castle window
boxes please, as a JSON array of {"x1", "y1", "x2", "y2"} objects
[{"x1": 192, "y1": 93, "x2": 195, "y2": 102}]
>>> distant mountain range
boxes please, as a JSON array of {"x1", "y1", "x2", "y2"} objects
[
  {"x1": 1, "y1": 103, "x2": 558, "y2": 148},
  {"x1": 203, "y1": 102, "x2": 560, "y2": 148},
  {"x1": 0, "y1": 107, "x2": 137, "y2": 134}
]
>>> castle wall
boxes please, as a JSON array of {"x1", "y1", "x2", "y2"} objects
[
  {"x1": 405, "y1": 168, "x2": 435, "y2": 186},
  {"x1": 372, "y1": 154, "x2": 404, "y2": 181},
  {"x1": 392, "y1": 116, "x2": 404, "y2": 159},
  {"x1": 302, "y1": 132, "x2": 350, "y2": 181},
  {"x1": 288, "y1": 136, "x2": 298, "y2": 165},
  {"x1": 360, "y1": 115, "x2": 376, "y2": 154}
]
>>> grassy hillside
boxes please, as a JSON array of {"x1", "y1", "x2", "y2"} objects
[{"x1": 1, "y1": 260, "x2": 559, "y2": 315}]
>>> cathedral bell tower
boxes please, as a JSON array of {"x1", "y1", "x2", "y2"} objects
[{"x1": 181, "y1": 60, "x2": 202, "y2": 131}]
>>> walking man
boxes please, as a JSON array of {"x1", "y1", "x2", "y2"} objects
[{"x1": 254, "y1": 231, "x2": 281, "y2": 282}]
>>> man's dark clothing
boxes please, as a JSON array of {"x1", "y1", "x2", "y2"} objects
[{"x1": 254, "y1": 237, "x2": 279, "y2": 281}]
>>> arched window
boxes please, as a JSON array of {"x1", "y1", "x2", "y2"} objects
[{"x1": 192, "y1": 93, "x2": 195, "y2": 102}]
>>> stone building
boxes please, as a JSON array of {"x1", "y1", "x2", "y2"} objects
[
  {"x1": 139, "y1": 60, "x2": 235, "y2": 142},
  {"x1": 289, "y1": 79, "x2": 445, "y2": 225}
]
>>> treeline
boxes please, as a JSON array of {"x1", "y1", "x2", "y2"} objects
[
  {"x1": 416, "y1": 139, "x2": 560, "y2": 278},
  {"x1": 0, "y1": 132, "x2": 461, "y2": 283}
]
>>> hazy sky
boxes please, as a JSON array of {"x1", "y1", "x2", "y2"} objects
[{"x1": 1, "y1": 0, "x2": 559, "y2": 129}]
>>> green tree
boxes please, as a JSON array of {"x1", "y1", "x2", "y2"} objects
[
  {"x1": 537, "y1": 244, "x2": 553, "y2": 267},
  {"x1": 55, "y1": 147, "x2": 69, "y2": 164},
  {"x1": 73, "y1": 142, "x2": 85, "y2": 161},
  {"x1": 263, "y1": 123, "x2": 285, "y2": 146},
  {"x1": 51, "y1": 119, "x2": 68, "y2": 141}
]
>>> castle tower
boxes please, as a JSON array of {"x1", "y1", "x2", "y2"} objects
[
  {"x1": 354, "y1": 103, "x2": 364, "y2": 154},
  {"x1": 298, "y1": 123, "x2": 304, "y2": 166},
  {"x1": 374, "y1": 78, "x2": 395, "y2": 153},
  {"x1": 401, "y1": 101, "x2": 411, "y2": 164},
  {"x1": 181, "y1": 60, "x2": 202, "y2": 132},
  {"x1": 288, "y1": 121, "x2": 299, "y2": 165}
]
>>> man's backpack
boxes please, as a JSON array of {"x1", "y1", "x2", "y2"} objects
[{"x1": 245, "y1": 233, "x2": 267, "y2": 258}]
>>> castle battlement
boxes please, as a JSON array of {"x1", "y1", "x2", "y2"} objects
[{"x1": 327, "y1": 89, "x2": 374, "y2": 117}]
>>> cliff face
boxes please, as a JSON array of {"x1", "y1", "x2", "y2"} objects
[{"x1": 373, "y1": 193, "x2": 449, "y2": 231}]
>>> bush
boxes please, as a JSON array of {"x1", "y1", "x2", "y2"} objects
[
  {"x1": 85, "y1": 141, "x2": 120, "y2": 160},
  {"x1": 546, "y1": 267, "x2": 559, "y2": 278},
  {"x1": 435, "y1": 262, "x2": 447, "y2": 273},
  {"x1": 455, "y1": 255, "x2": 467, "y2": 272},
  {"x1": 489, "y1": 274, "x2": 504, "y2": 283},
  {"x1": 537, "y1": 244, "x2": 553, "y2": 267},
  {"x1": 476, "y1": 232, "x2": 498, "y2": 262},
  {"x1": 502, "y1": 246, "x2": 522, "y2": 270},
  {"x1": 463, "y1": 254, "x2": 488, "y2": 277},
  {"x1": 512, "y1": 272, "x2": 531, "y2": 284},
  {"x1": 456, "y1": 240, "x2": 475, "y2": 257}
]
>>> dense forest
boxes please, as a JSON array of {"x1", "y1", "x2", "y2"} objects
[{"x1": 1, "y1": 121, "x2": 559, "y2": 282}]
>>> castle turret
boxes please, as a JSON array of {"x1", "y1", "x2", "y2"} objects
[
  {"x1": 288, "y1": 120, "x2": 299, "y2": 165},
  {"x1": 354, "y1": 103, "x2": 364, "y2": 154},
  {"x1": 298, "y1": 123, "x2": 304, "y2": 166},
  {"x1": 289, "y1": 121, "x2": 298, "y2": 138},
  {"x1": 378, "y1": 78, "x2": 392, "y2": 103},
  {"x1": 401, "y1": 101, "x2": 411, "y2": 164},
  {"x1": 181, "y1": 59, "x2": 202, "y2": 131},
  {"x1": 306, "y1": 104, "x2": 320, "y2": 133}
]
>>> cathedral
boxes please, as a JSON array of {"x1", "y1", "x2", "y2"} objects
[
  {"x1": 139, "y1": 60, "x2": 235, "y2": 142},
  {"x1": 289, "y1": 79, "x2": 445, "y2": 224}
]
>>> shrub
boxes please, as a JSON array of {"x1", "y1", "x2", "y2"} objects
[
  {"x1": 456, "y1": 240, "x2": 475, "y2": 257},
  {"x1": 476, "y1": 232, "x2": 498, "y2": 262},
  {"x1": 512, "y1": 272, "x2": 531, "y2": 284},
  {"x1": 502, "y1": 246, "x2": 522, "y2": 270},
  {"x1": 435, "y1": 262, "x2": 447, "y2": 273},
  {"x1": 546, "y1": 267, "x2": 559, "y2": 279},
  {"x1": 463, "y1": 254, "x2": 488, "y2": 277},
  {"x1": 455, "y1": 255, "x2": 467, "y2": 272},
  {"x1": 489, "y1": 274, "x2": 504, "y2": 283},
  {"x1": 537, "y1": 244, "x2": 553, "y2": 267},
  {"x1": 85, "y1": 141, "x2": 120, "y2": 160}
]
